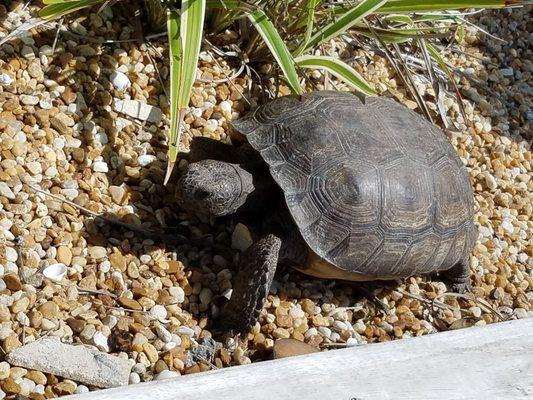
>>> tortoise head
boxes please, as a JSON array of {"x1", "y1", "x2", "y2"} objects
[{"x1": 176, "y1": 160, "x2": 255, "y2": 217}]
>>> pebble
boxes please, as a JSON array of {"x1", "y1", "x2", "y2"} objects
[
  {"x1": 113, "y1": 99, "x2": 162, "y2": 122},
  {"x1": 110, "y1": 71, "x2": 131, "y2": 91},
  {"x1": 0, "y1": 183, "x2": 15, "y2": 200},
  {"x1": 129, "y1": 372, "x2": 141, "y2": 384},
  {"x1": 0, "y1": 73, "x2": 13, "y2": 85},
  {"x1": 148, "y1": 305, "x2": 168, "y2": 322},
  {"x1": 92, "y1": 161, "x2": 109, "y2": 173},
  {"x1": 109, "y1": 186, "x2": 126, "y2": 204},
  {"x1": 155, "y1": 370, "x2": 180, "y2": 380},
  {"x1": 137, "y1": 155, "x2": 156, "y2": 167},
  {"x1": 177, "y1": 326, "x2": 195, "y2": 337},
  {"x1": 231, "y1": 223, "x2": 253, "y2": 251}
]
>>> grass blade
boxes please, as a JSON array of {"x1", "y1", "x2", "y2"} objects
[
  {"x1": 295, "y1": 55, "x2": 377, "y2": 95},
  {"x1": 426, "y1": 41, "x2": 468, "y2": 123},
  {"x1": 294, "y1": 0, "x2": 321, "y2": 57},
  {"x1": 248, "y1": 10, "x2": 302, "y2": 95},
  {"x1": 165, "y1": 0, "x2": 207, "y2": 185},
  {"x1": 40, "y1": 0, "x2": 106, "y2": 20},
  {"x1": 303, "y1": 0, "x2": 388, "y2": 53}
]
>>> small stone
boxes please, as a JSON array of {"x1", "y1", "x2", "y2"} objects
[
  {"x1": 118, "y1": 297, "x2": 142, "y2": 311},
  {"x1": 199, "y1": 288, "x2": 213, "y2": 305},
  {"x1": 499, "y1": 67, "x2": 514, "y2": 77},
  {"x1": 4, "y1": 274, "x2": 22, "y2": 291},
  {"x1": 231, "y1": 223, "x2": 253, "y2": 251},
  {"x1": 0, "y1": 73, "x2": 13, "y2": 85},
  {"x1": 109, "y1": 186, "x2": 126, "y2": 204},
  {"x1": 177, "y1": 326, "x2": 195, "y2": 337},
  {"x1": 20, "y1": 94, "x2": 39, "y2": 105},
  {"x1": 92, "y1": 161, "x2": 109, "y2": 173},
  {"x1": 1, "y1": 378, "x2": 20, "y2": 394},
  {"x1": 137, "y1": 155, "x2": 156, "y2": 167},
  {"x1": 169, "y1": 287, "x2": 185, "y2": 303},
  {"x1": 0, "y1": 183, "x2": 15, "y2": 200},
  {"x1": 54, "y1": 381, "x2": 77, "y2": 395},
  {"x1": 5, "y1": 247, "x2": 17, "y2": 263},
  {"x1": 89, "y1": 246, "x2": 107, "y2": 259},
  {"x1": 143, "y1": 343, "x2": 158, "y2": 363},
  {"x1": 148, "y1": 305, "x2": 168, "y2": 322},
  {"x1": 26, "y1": 370, "x2": 47, "y2": 385},
  {"x1": 76, "y1": 385, "x2": 89, "y2": 394},
  {"x1": 3, "y1": 336, "x2": 22, "y2": 353},
  {"x1": 155, "y1": 370, "x2": 179, "y2": 380},
  {"x1": 273, "y1": 338, "x2": 319, "y2": 359},
  {"x1": 272, "y1": 328, "x2": 290, "y2": 339},
  {"x1": 155, "y1": 325, "x2": 172, "y2": 343},
  {"x1": 0, "y1": 362, "x2": 10, "y2": 379},
  {"x1": 56, "y1": 246, "x2": 72, "y2": 265},
  {"x1": 113, "y1": 99, "x2": 162, "y2": 122},
  {"x1": 129, "y1": 372, "x2": 140, "y2": 384},
  {"x1": 38, "y1": 301, "x2": 60, "y2": 319},
  {"x1": 93, "y1": 331, "x2": 110, "y2": 352},
  {"x1": 110, "y1": 71, "x2": 131, "y2": 91}
]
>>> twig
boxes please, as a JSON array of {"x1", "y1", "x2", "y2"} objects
[{"x1": 28, "y1": 185, "x2": 158, "y2": 237}]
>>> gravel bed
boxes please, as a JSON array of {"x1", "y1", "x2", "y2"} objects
[{"x1": 0, "y1": 2, "x2": 531, "y2": 398}]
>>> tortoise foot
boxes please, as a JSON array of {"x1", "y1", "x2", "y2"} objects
[
  {"x1": 447, "y1": 280, "x2": 472, "y2": 294},
  {"x1": 441, "y1": 258, "x2": 472, "y2": 294},
  {"x1": 216, "y1": 234, "x2": 281, "y2": 338}
]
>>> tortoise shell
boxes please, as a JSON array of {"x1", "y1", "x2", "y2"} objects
[{"x1": 232, "y1": 91, "x2": 477, "y2": 279}]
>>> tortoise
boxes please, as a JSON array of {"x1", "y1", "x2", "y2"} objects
[{"x1": 175, "y1": 91, "x2": 478, "y2": 337}]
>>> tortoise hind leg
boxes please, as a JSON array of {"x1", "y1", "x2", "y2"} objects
[
  {"x1": 215, "y1": 234, "x2": 281, "y2": 338},
  {"x1": 440, "y1": 257, "x2": 471, "y2": 293}
]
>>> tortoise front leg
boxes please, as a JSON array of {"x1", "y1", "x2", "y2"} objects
[
  {"x1": 440, "y1": 257, "x2": 471, "y2": 293},
  {"x1": 216, "y1": 234, "x2": 282, "y2": 338}
]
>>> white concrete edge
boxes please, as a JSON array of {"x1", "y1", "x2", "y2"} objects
[{"x1": 66, "y1": 317, "x2": 533, "y2": 400}]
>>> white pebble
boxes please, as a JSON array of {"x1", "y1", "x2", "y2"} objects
[
  {"x1": 289, "y1": 307, "x2": 305, "y2": 319},
  {"x1": 501, "y1": 220, "x2": 514, "y2": 235},
  {"x1": 318, "y1": 327, "x2": 332, "y2": 338},
  {"x1": 137, "y1": 155, "x2": 156, "y2": 167},
  {"x1": 333, "y1": 320, "x2": 349, "y2": 331},
  {"x1": 155, "y1": 325, "x2": 172, "y2": 343},
  {"x1": 170, "y1": 334, "x2": 182, "y2": 346},
  {"x1": 149, "y1": 305, "x2": 168, "y2": 322},
  {"x1": 93, "y1": 331, "x2": 109, "y2": 352},
  {"x1": 92, "y1": 161, "x2": 109, "y2": 173},
  {"x1": 219, "y1": 101, "x2": 232, "y2": 114},
  {"x1": 304, "y1": 327, "x2": 318, "y2": 338},
  {"x1": 0, "y1": 183, "x2": 15, "y2": 200},
  {"x1": 0, "y1": 73, "x2": 13, "y2": 85},
  {"x1": 99, "y1": 260, "x2": 111, "y2": 273},
  {"x1": 5, "y1": 247, "x2": 17, "y2": 262},
  {"x1": 177, "y1": 326, "x2": 195, "y2": 337},
  {"x1": 162, "y1": 342, "x2": 177, "y2": 351},
  {"x1": 75, "y1": 385, "x2": 89, "y2": 394},
  {"x1": 110, "y1": 71, "x2": 131, "y2": 91},
  {"x1": 129, "y1": 372, "x2": 141, "y2": 384},
  {"x1": 169, "y1": 286, "x2": 185, "y2": 303},
  {"x1": 155, "y1": 370, "x2": 179, "y2": 380}
]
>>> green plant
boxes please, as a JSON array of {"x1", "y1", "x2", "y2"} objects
[{"x1": 7, "y1": 0, "x2": 531, "y2": 181}]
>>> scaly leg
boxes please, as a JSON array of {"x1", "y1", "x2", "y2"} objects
[
  {"x1": 216, "y1": 234, "x2": 281, "y2": 337},
  {"x1": 441, "y1": 257, "x2": 471, "y2": 293}
]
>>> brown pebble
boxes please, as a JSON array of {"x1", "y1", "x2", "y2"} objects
[
  {"x1": 38, "y1": 301, "x2": 60, "y2": 319},
  {"x1": 1, "y1": 377, "x2": 20, "y2": 394},
  {"x1": 273, "y1": 338, "x2": 320, "y2": 359},
  {"x1": 117, "y1": 296, "x2": 142, "y2": 311},
  {"x1": 66, "y1": 318, "x2": 86, "y2": 333},
  {"x1": 4, "y1": 273, "x2": 22, "y2": 291}
]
